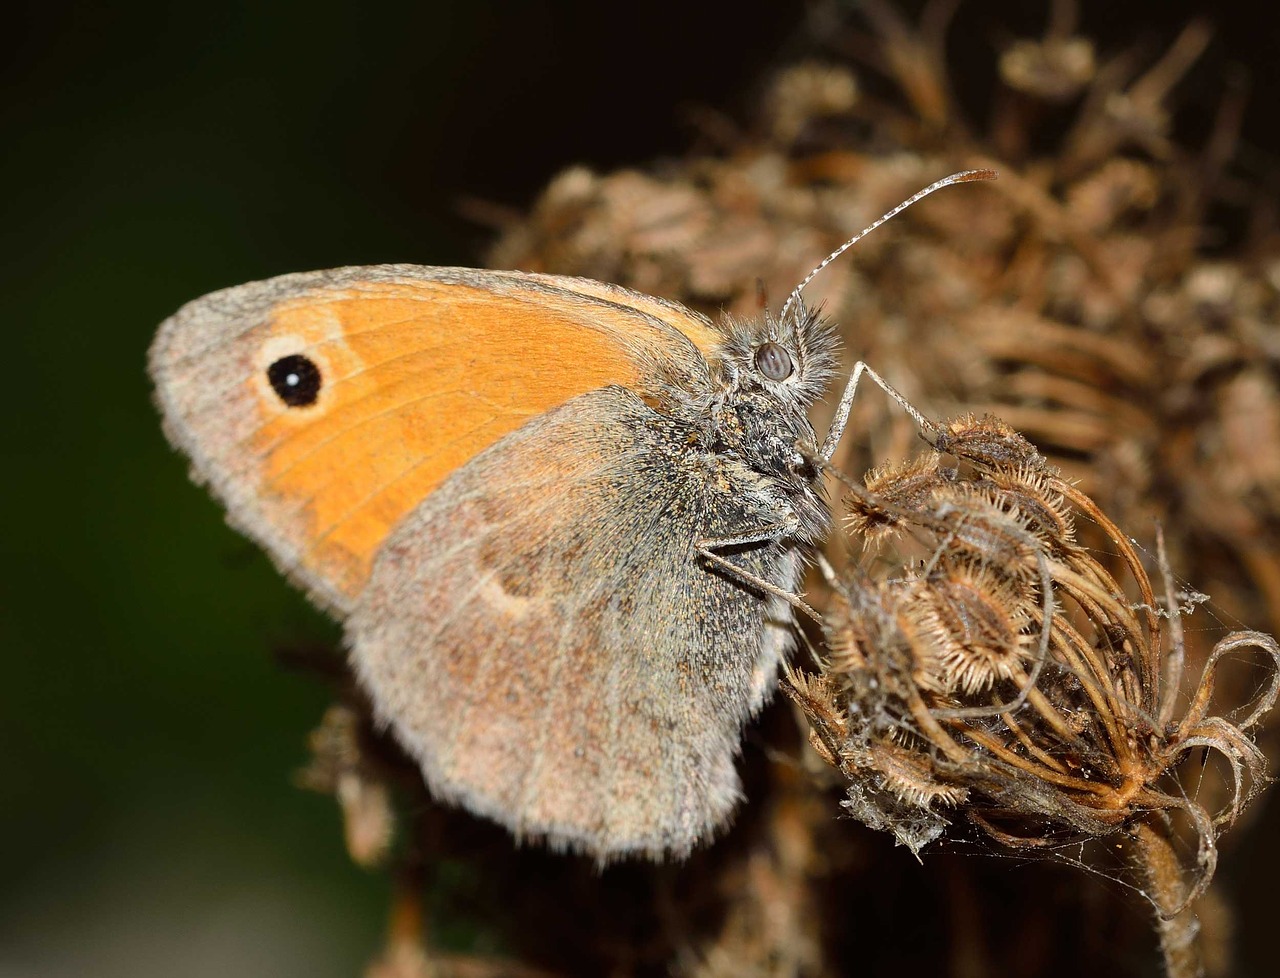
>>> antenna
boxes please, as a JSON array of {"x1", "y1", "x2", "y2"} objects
[{"x1": 778, "y1": 168, "x2": 997, "y2": 324}]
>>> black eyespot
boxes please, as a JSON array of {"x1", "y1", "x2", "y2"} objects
[
  {"x1": 267, "y1": 354, "x2": 322, "y2": 407},
  {"x1": 754, "y1": 341, "x2": 794, "y2": 382}
]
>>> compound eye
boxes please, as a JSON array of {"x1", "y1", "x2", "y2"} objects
[{"x1": 754, "y1": 341, "x2": 794, "y2": 382}]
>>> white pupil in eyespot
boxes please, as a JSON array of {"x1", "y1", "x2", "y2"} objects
[{"x1": 267, "y1": 354, "x2": 322, "y2": 407}]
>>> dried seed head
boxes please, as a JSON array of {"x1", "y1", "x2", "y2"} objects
[
  {"x1": 1066, "y1": 159, "x2": 1160, "y2": 233},
  {"x1": 766, "y1": 62, "x2": 860, "y2": 146},
  {"x1": 977, "y1": 467, "x2": 1077, "y2": 552},
  {"x1": 934, "y1": 414, "x2": 1046, "y2": 473},
  {"x1": 825, "y1": 578, "x2": 922, "y2": 704},
  {"x1": 846, "y1": 453, "x2": 949, "y2": 541},
  {"x1": 487, "y1": 7, "x2": 1280, "y2": 971},
  {"x1": 924, "y1": 491, "x2": 1046, "y2": 581},
  {"x1": 905, "y1": 561, "x2": 1038, "y2": 696},
  {"x1": 865, "y1": 740, "x2": 969, "y2": 810},
  {"x1": 793, "y1": 413, "x2": 1279, "y2": 931}
]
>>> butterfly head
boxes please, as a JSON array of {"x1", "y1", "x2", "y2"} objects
[
  {"x1": 702, "y1": 302, "x2": 837, "y2": 498},
  {"x1": 716, "y1": 301, "x2": 837, "y2": 412}
]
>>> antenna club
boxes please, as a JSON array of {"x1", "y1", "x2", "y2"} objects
[{"x1": 954, "y1": 167, "x2": 999, "y2": 184}]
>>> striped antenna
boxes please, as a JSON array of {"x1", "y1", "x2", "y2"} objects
[{"x1": 778, "y1": 168, "x2": 997, "y2": 324}]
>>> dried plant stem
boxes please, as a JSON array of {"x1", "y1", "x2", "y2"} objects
[
  {"x1": 365, "y1": 862, "x2": 431, "y2": 978},
  {"x1": 1130, "y1": 821, "x2": 1204, "y2": 978}
]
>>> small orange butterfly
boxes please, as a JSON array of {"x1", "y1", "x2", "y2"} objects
[{"x1": 150, "y1": 169, "x2": 993, "y2": 861}]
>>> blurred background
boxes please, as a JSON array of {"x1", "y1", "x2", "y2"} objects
[{"x1": 4, "y1": 2, "x2": 1280, "y2": 976}]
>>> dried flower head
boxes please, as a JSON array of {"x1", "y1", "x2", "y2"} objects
[{"x1": 791, "y1": 413, "x2": 1280, "y2": 975}]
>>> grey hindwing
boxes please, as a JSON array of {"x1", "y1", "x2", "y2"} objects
[{"x1": 348, "y1": 385, "x2": 801, "y2": 861}]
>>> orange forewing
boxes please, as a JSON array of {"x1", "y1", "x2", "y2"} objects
[
  {"x1": 247, "y1": 282, "x2": 658, "y2": 599},
  {"x1": 147, "y1": 268, "x2": 726, "y2": 612},
  {"x1": 533, "y1": 276, "x2": 724, "y2": 360}
]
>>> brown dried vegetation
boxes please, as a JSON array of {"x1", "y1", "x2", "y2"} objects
[
  {"x1": 790, "y1": 413, "x2": 1279, "y2": 976},
  {"x1": 297, "y1": 3, "x2": 1280, "y2": 976}
]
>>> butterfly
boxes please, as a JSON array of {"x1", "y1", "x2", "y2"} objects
[{"x1": 149, "y1": 170, "x2": 992, "y2": 861}]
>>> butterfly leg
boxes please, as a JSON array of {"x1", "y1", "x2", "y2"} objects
[
  {"x1": 820, "y1": 360, "x2": 937, "y2": 463},
  {"x1": 696, "y1": 520, "x2": 822, "y2": 624}
]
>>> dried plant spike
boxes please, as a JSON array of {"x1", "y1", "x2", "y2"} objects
[
  {"x1": 1154, "y1": 524, "x2": 1186, "y2": 730},
  {"x1": 783, "y1": 667, "x2": 848, "y2": 768}
]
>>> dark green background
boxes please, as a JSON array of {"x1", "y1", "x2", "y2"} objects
[{"x1": 4, "y1": 2, "x2": 1279, "y2": 975}]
